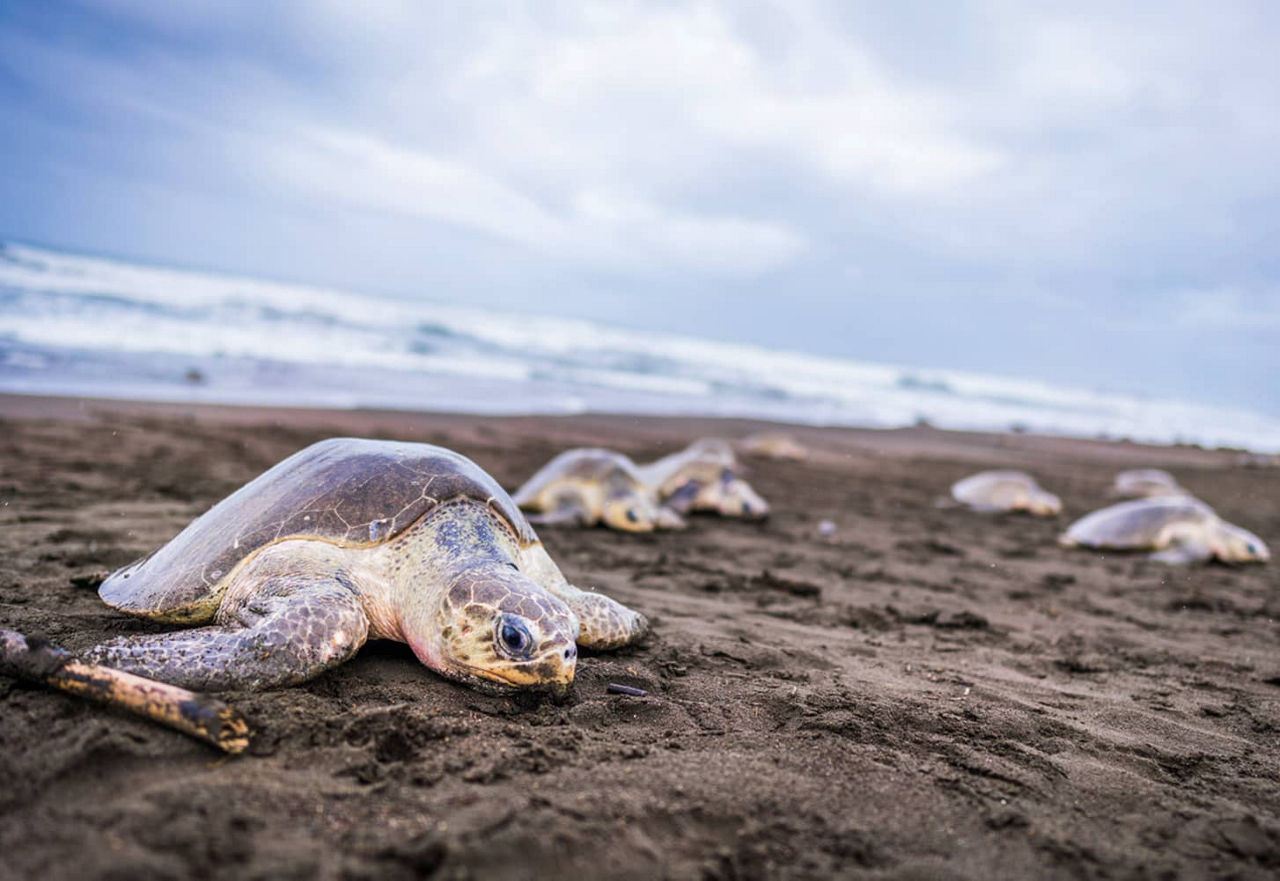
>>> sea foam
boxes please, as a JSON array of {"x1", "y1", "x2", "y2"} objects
[{"x1": 2, "y1": 241, "x2": 1278, "y2": 451}]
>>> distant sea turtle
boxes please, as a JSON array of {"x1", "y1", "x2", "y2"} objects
[
  {"x1": 1059, "y1": 496, "x2": 1270, "y2": 564},
  {"x1": 743, "y1": 432, "x2": 809, "y2": 461},
  {"x1": 1236, "y1": 452, "x2": 1280, "y2": 469},
  {"x1": 513, "y1": 448, "x2": 683, "y2": 532},
  {"x1": 638, "y1": 439, "x2": 770, "y2": 520},
  {"x1": 950, "y1": 470, "x2": 1061, "y2": 516},
  {"x1": 82, "y1": 438, "x2": 647, "y2": 695},
  {"x1": 1111, "y1": 468, "x2": 1187, "y2": 498}
]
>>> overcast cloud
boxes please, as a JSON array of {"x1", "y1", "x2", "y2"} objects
[{"x1": 1, "y1": 1, "x2": 1277, "y2": 414}]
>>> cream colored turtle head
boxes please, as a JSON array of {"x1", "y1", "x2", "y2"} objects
[
  {"x1": 1214, "y1": 523, "x2": 1270, "y2": 564},
  {"x1": 417, "y1": 565, "x2": 581, "y2": 695},
  {"x1": 717, "y1": 476, "x2": 770, "y2": 520},
  {"x1": 600, "y1": 492, "x2": 662, "y2": 533},
  {"x1": 1027, "y1": 490, "x2": 1063, "y2": 517},
  {"x1": 682, "y1": 472, "x2": 769, "y2": 520}
]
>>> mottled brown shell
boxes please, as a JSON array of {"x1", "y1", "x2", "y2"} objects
[{"x1": 101, "y1": 438, "x2": 537, "y2": 622}]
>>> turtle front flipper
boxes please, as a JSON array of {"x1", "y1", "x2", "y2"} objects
[
  {"x1": 1149, "y1": 545, "x2": 1213, "y2": 564},
  {"x1": 1149, "y1": 539, "x2": 1214, "y2": 564},
  {"x1": 527, "y1": 505, "x2": 593, "y2": 528},
  {"x1": 525, "y1": 486, "x2": 596, "y2": 528},
  {"x1": 654, "y1": 506, "x2": 687, "y2": 530},
  {"x1": 661, "y1": 481, "x2": 702, "y2": 515},
  {"x1": 519, "y1": 543, "x2": 647, "y2": 649},
  {"x1": 1148, "y1": 523, "x2": 1215, "y2": 565},
  {"x1": 552, "y1": 582, "x2": 648, "y2": 649},
  {"x1": 85, "y1": 578, "x2": 369, "y2": 691}
]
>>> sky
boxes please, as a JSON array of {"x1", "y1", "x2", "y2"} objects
[{"x1": 1, "y1": 1, "x2": 1278, "y2": 415}]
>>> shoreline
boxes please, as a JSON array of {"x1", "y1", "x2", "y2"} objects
[{"x1": 0, "y1": 390, "x2": 1251, "y2": 468}]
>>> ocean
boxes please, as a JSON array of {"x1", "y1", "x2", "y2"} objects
[{"x1": 2, "y1": 240, "x2": 1277, "y2": 452}]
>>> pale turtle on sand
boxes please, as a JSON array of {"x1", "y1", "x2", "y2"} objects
[
  {"x1": 742, "y1": 432, "x2": 809, "y2": 461},
  {"x1": 1111, "y1": 468, "x2": 1188, "y2": 498},
  {"x1": 1059, "y1": 496, "x2": 1269, "y2": 565},
  {"x1": 1236, "y1": 452, "x2": 1280, "y2": 469},
  {"x1": 512, "y1": 448, "x2": 684, "y2": 532},
  {"x1": 82, "y1": 439, "x2": 646, "y2": 693},
  {"x1": 638, "y1": 439, "x2": 770, "y2": 520},
  {"x1": 950, "y1": 470, "x2": 1061, "y2": 516}
]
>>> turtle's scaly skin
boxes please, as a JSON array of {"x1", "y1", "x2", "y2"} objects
[
  {"x1": 950, "y1": 470, "x2": 1061, "y2": 516},
  {"x1": 1059, "y1": 496, "x2": 1269, "y2": 564},
  {"x1": 512, "y1": 448, "x2": 675, "y2": 532},
  {"x1": 88, "y1": 440, "x2": 646, "y2": 694}
]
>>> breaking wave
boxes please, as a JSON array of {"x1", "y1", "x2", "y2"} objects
[{"x1": 2, "y1": 240, "x2": 1277, "y2": 451}]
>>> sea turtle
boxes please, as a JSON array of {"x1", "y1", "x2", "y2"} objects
[
  {"x1": 82, "y1": 438, "x2": 648, "y2": 695},
  {"x1": 512, "y1": 448, "x2": 684, "y2": 532},
  {"x1": 950, "y1": 470, "x2": 1061, "y2": 516},
  {"x1": 742, "y1": 432, "x2": 809, "y2": 461},
  {"x1": 1236, "y1": 452, "x2": 1280, "y2": 469},
  {"x1": 1111, "y1": 468, "x2": 1187, "y2": 498},
  {"x1": 1059, "y1": 496, "x2": 1269, "y2": 564},
  {"x1": 638, "y1": 439, "x2": 770, "y2": 520}
]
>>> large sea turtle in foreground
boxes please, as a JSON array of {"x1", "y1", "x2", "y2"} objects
[
  {"x1": 85, "y1": 438, "x2": 648, "y2": 695},
  {"x1": 1111, "y1": 468, "x2": 1188, "y2": 498},
  {"x1": 950, "y1": 470, "x2": 1061, "y2": 516},
  {"x1": 1059, "y1": 496, "x2": 1270, "y2": 564},
  {"x1": 638, "y1": 439, "x2": 770, "y2": 520},
  {"x1": 512, "y1": 448, "x2": 684, "y2": 532}
]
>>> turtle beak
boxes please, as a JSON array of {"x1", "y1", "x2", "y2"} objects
[
  {"x1": 546, "y1": 677, "x2": 573, "y2": 702},
  {"x1": 541, "y1": 642, "x2": 578, "y2": 695}
]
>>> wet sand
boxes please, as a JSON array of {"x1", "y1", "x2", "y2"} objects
[{"x1": 1, "y1": 393, "x2": 1278, "y2": 880}]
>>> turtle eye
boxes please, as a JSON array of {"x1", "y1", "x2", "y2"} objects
[
  {"x1": 497, "y1": 616, "x2": 534, "y2": 659},
  {"x1": 626, "y1": 508, "x2": 640, "y2": 523}
]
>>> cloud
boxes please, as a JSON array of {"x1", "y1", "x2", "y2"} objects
[
  {"x1": 3, "y1": 0, "x2": 1280, "y2": 413},
  {"x1": 449, "y1": 2, "x2": 1003, "y2": 197},
  {"x1": 262, "y1": 127, "x2": 806, "y2": 275},
  {"x1": 20, "y1": 0, "x2": 1279, "y2": 277},
  {"x1": 1177, "y1": 287, "x2": 1280, "y2": 332}
]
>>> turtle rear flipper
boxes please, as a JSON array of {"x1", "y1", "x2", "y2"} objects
[{"x1": 85, "y1": 579, "x2": 369, "y2": 691}]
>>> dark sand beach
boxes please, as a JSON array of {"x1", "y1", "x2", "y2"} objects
[{"x1": 1, "y1": 393, "x2": 1278, "y2": 880}]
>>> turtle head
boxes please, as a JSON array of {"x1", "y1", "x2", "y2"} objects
[
  {"x1": 1028, "y1": 490, "x2": 1062, "y2": 517},
  {"x1": 601, "y1": 492, "x2": 660, "y2": 533},
  {"x1": 676, "y1": 471, "x2": 769, "y2": 520},
  {"x1": 717, "y1": 474, "x2": 770, "y2": 520},
  {"x1": 412, "y1": 564, "x2": 581, "y2": 695},
  {"x1": 1215, "y1": 522, "x2": 1270, "y2": 564}
]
